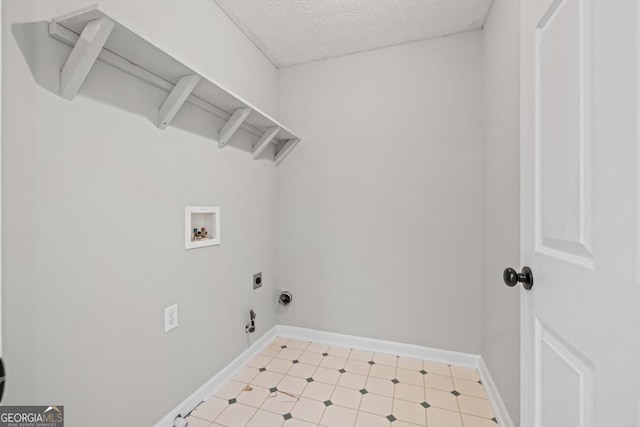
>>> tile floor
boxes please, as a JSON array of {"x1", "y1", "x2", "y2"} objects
[{"x1": 186, "y1": 337, "x2": 498, "y2": 427}]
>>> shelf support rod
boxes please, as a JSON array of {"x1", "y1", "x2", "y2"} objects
[
  {"x1": 60, "y1": 17, "x2": 115, "y2": 100},
  {"x1": 252, "y1": 127, "x2": 281, "y2": 159},
  {"x1": 157, "y1": 74, "x2": 201, "y2": 129},
  {"x1": 218, "y1": 107, "x2": 251, "y2": 148},
  {"x1": 275, "y1": 138, "x2": 301, "y2": 166}
]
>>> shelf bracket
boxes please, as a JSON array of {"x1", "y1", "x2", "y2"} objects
[
  {"x1": 60, "y1": 17, "x2": 115, "y2": 100},
  {"x1": 157, "y1": 74, "x2": 201, "y2": 129},
  {"x1": 218, "y1": 107, "x2": 251, "y2": 148},
  {"x1": 275, "y1": 138, "x2": 301, "y2": 166},
  {"x1": 252, "y1": 127, "x2": 281, "y2": 159}
]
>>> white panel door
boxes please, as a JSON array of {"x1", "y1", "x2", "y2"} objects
[{"x1": 521, "y1": 0, "x2": 640, "y2": 426}]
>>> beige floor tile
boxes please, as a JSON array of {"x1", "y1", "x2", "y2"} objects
[
  {"x1": 286, "y1": 339, "x2": 311, "y2": 351},
  {"x1": 424, "y1": 388, "x2": 459, "y2": 412},
  {"x1": 369, "y1": 364, "x2": 396, "y2": 380},
  {"x1": 252, "y1": 371, "x2": 285, "y2": 389},
  {"x1": 328, "y1": 345, "x2": 352, "y2": 358},
  {"x1": 422, "y1": 361, "x2": 451, "y2": 377},
  {"x1": 287, "y1": 363, "x2": 318, "y2": 379},
  {"x1": 365, "y1": 376, "x2": 395, "y2": 397},
  {"x1": 291, "y1": 397, "x2": 327, "y2": 424},
  {"x1": 457, "y1": 395, "x2": 495, "y2": 419},
  {"x1": 396, "y1": 368, "x2": 424, "y2": 386},
  {"x1": 331, "y1": 386, "x2": 363, "y2": 410},
  {"x1": 262, "y1": 345, "x2": 283, "y2": 357},
  {"x1": 461, "y1": 413, "x2": 499, "y2": 427},
  {"x1": 236, "y1": 385, "x2": 271, "y2": 408},
  {"x1": 233, "y1": 366, "x2": 261, "y2": 384},
  {"x1": 272, "y1": 337, "x2": 291, "y2": 347},
  {"x1": 259, "y1": 392, "x2": 298, "y2": 415},
  {"x1": 320, "y1": 404, "x2": 358, "y2": 427},
  {"x1": 426, "y1": 407, "x2": 463, "y2": 427},
  {"x1": 397, "y1": 357, "x2": 423, "y2": 371},
  {"x1": 450, "y1": 366, "x2": 480, "y2": 382},
  {"x1": 373, "y1": 353, "x2": 398, "y2": 367},
  {"x1": 344, "y1": 359, "x2": 370, "y2": 376},
  {"x1": 267, "y1": 358, "x2": 295, "y2": 374},
  {"x1": 453, "y1": 378, "x2": 488, "y2": 399},
  {"x1": 283, "y1": 418, "x2": 316, "y2": 427},
  {"x1": 211, "y1": 340, "x2": 497, "y2": 427},
  {"x1": 320, "y1": 355, "x2": 347, "y2": 370},
  {"x1": 246, "y1": 409, "x2": 285, "y2": 427},
  {"x1": 349, "y1": 349, "x2": 374, "y2": 362},
  {"x1": 190, "y1": 397, "x2": 228, "y2": 421},
  {"x1": 277, "y1": 348, "x2": 305, "y2": 361},
  {"x1": 424, "y1": 373, "x2": 454, "y2": 392},
  {"x1": 394, "y1": 383, "x2": 425, "y2": 403},
  {"x1": 278, "y1": 375, "x2": 309, "y2": 396},
  {"x1": 391, "y1": 399, "x2": 427, "y2": 426},
  {"x1": 298, "y1": 351, "x2": 324, "y2": 366},
  {"x1": 302, "y1": 380, "x2": 335, "y2": 402},
  {"x1": 337, "y1": 372, "x2": 367, "y2": 390},
  {"x1": 354, "y1": 411, "x2": 391, "y2": 427},
  {"x1": 359, "y1": 393, "x2": 393, "y2": 416},
  {"x1": 184, "y1": 417, "x2": 212, "y2": 427},
  {"x1": 393, "y1": 421, "x2": 424, "y2": 427},
  {"x1": 306, "y1": 342, "x2": 331, "y2": 354},
  {"x1": 214, "y1": 403, "x2": 257, "y2": 426},
  {"x1": 313, "y1": 366, "x2": 341, "y2": 385},
  {"x1": 214, "y1": 380, "x2": 248, "y2": 400},
  {"x1": 247, "y1": 354, "x2": 273, "y2": 369}
]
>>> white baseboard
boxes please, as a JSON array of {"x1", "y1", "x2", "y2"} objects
[
  {"x1": 276, "y1": 325, "x2": 480, "y2": 369},
  {"x1": 155, "y1": 325, "x2": 514, "y2": 426},
  {"x1": 153, "y1": 325, "x2": 278, "y2": 427},
  {"x1": 477, "y1": 356, "x2": 515, "y2": 427}
]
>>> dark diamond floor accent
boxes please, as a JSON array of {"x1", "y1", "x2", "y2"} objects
[
  {"x1": 419, "y1": 370, "x2": 427, "y2": 375},
  {"x1": 228, "y1": 398, "x2": 237, "y2": 405},
  {"x1": 283, "y1": 413, "x2": 292, "y2": 420},
  {"x1": 478, "y1": 380, "x2": 483, "y2": 384},
  {"x1": 391, "y1": 378, "x2": 399, "y2": 384},
  {"x1": 387, "y1": 415, "x2": 397, "y2": 422},
  {"x1": 322, "y1": 353, "x2": 329, "y2": 356},
  {"x1": 492, "y1": 417, "x2": 498, "y2": 423},
  {"x1": 324, "y1": 400, "x2": 333, "y2": 407},
  {"x1": 270, "y1": 387, "x2": 278, "y2": 393},
  {"x1": 368, "y1": 361, "x2": 375, "y2": 365},
  {"x1": 359, "y1": 389, "x2": 368, "y2": 395},
  {"x1": 339, "y1": 369, "x2": 346, "y2": 374},
  {"x1": 421, "y1": 402, "x2": 431, "y2": 408},
  {"x1": 281, "y1": 345, "x2": 287, "y2": 349},
  {"x1": 292, "y1": 360, "x2": 299, "y2": 364},
  {"x1": 451, "y1": 390, "x2": 461, "y2": 396},
  {"x1": 259, "y1": 367, "x2": 266, "y2": 372},
  {"x1": 306, "y1": 377, "x2": 314, "y2": 383}
]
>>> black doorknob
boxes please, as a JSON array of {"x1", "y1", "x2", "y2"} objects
[{"x1": 503, "y1": 266, "x2": 534, "y2": 290}]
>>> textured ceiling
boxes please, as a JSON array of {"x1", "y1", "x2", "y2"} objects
[{"x1": 213, "y1": 0, "x2": 493, "y2": 67}]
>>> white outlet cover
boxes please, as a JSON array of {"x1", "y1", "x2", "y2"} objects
[{"x1": 164, "y1": 304, "x2": 178, "y2": 332}]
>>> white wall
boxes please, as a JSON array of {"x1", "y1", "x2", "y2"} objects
[
  {"x1": 276, "y1": 31, "x2": 484, "y2": 353},
  {"x1": 481, "y1": 0, "x2": 521, "y2": 423},
  {"x1": 2, "y1": 1, "x2": 280, "y2": 425}
]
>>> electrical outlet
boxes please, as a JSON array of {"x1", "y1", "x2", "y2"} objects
[
  {"x1": 253, "y1": 272, "x2": 262, "y2": 290},
  {"x1": 164, "y1": 304, "x2": 178, "y2": 332}
]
